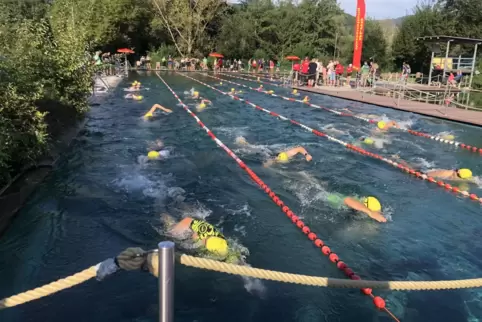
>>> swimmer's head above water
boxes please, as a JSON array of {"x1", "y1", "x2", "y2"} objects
[
  {"x1": 360, "y1": 137, "x2": 374, "y2": 145},
  {"x1": 456, "y1": 168, "x2": 472, "y2": 179},
  {"x1": 363, "y1": 196, "x2": 382, "y2": 212}
]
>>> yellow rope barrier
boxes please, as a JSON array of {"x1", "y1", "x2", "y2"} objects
[
  {"x1": 3, "y1": 250, "x2": 482, "y2": 311},
  {"x1": 0, "y1": 265, "x2": 98, "y2": 309},
  {"x1": 179, "y1": 255, "x2": 482, "y2": 291}
]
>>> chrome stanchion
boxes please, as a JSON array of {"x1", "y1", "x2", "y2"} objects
[{"x1": 158, "y1": 241, "x2": 175, "y2": 322}]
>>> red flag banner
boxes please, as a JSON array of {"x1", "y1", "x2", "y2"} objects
[{"x1": 352, "y1": 0, "x2": 366, "y2": 70}]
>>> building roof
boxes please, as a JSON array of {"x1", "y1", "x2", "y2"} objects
[{"x1": 416, "y1": 36, "x2": 482, "y2": 45}]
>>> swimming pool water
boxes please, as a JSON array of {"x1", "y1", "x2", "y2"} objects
[{"x1": 0, "y1": 71, "x2": 482, "y2": 322}]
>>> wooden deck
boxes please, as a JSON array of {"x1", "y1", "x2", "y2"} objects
[{"x1": 294, "y1": 85, "x2": 482, "y2": 127}]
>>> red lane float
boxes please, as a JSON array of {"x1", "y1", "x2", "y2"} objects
[
  {"x1": 181, "y1": 72, "x2": 482, "y2": 205},
  {"x1": 156, "y1": 72, "x2": 399, "y2": 321},
  {"x1": 215, "y1": 72, "x2": 482, "y2": 155}
]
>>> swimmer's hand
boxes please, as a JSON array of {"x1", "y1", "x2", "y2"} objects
[
  {"x1": 263, "y1": 159, "x2": 275, "y2": 168},
  {"x1": 368, "y1": 211, "x2": 387, "y2": 223},
  {"x1": 305, "y1": 154, "x2": 312, "y2": 162},
  {"x1": 165, "y1": 108, "x2": 173, "y2": 113}
]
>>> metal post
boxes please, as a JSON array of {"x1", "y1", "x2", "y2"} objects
[
  {"x1": 158, "y1": 241, "x2": 175, "y2": 322},
  {"x1": 467, "y1": 43, "x2": 479, "y2": 106},
  {"x1": 428, "y1": 51, "x2": 435, "y2": 86},
  {"x1": 442, "y1": 40, "x2": 451, "y2": 81},
  {"x1": 124, "y1": 54, "x2": 128, "y2": 77}
]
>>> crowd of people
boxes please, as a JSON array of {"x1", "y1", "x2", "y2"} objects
[{"x1": 290, "y1": 57, "x2": 381, "y2": 88}]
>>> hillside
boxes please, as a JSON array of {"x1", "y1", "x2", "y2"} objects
[{"x1": 344, "y1": 14, "x2": 407, "y2": 44}]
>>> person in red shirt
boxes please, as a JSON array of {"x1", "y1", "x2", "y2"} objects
[
  {"x1": 335, "y1": 61, "x2": 344, "y2": 86},
  {"x1": 269, "y1": 59, "x2": 274, "y2": 75},
  {"x1": 301, "y1": 57, "x2": 310, "y2": 85},
  {"x1": 346, "y1": 64, "x2": 353, "y2": 87}
]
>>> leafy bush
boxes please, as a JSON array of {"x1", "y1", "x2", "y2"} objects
[{"x1": 0, "y1": 2, "x2": 95, "y2": 187}]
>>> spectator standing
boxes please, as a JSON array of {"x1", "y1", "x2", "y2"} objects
[
  {"x1": 308, "y1": 59, "x2": 318, "y2": 87},
  {"x1": 327, "y1": 60, "x2": 335, "y2": 86},
  {"x1": 316, "y1": 60, "x2": 323, "y2": 86},
  {"x1": 346, "y1": 64, "x2": 353, "y2": 86},
  {"x1": 361, "y1": 61, "x2": 370, "y2": 86},
  {"x1": 301, "y1": 57, "x2": 310, "y2": 85},
  {"x1": 335, "y1": 61, "x2": 344, "y2": 86}
]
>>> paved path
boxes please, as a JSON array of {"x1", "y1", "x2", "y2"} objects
[{"x1": 294, "y1": 85, "x2": 482, "y2": 127}]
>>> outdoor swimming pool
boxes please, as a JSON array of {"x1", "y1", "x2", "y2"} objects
[{"x1": 1, "y1": 71, "x2": 482, "y2": 322}]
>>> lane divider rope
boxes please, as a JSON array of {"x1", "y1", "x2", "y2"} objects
[
  {"x1": 156, "y1": 72, "x2": 399, "y2": 320},
  {"x1": 216, "y1": 72, "x2": 482, "y2": 155},
  {"x1": 205, "y1": 72, "x2": 373, "y2": 123},
  {"x1": 181, "y1": 72, "x2": 482, "y2": 204}
]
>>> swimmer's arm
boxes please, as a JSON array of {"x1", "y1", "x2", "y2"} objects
[
  {"x1": 169, "y1": 217, "x2": 194, "y2": 235},
  {"x1": 153, "y1": 104, "x2": 173, "y2": 113},
  {"x1": 201, "y1": 99, "x2": 211, "y2": 104},
  {"x1": 344, "y1": 197, "x2": 387, "y2": 223},
  {"x1": 288, "y1": 147, "x2": 312, "y2": 161},
  {"x1": 263, "y1": 159, "x2": 275, "y2": 167}
]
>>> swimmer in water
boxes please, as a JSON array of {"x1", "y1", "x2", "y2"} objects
[
  {"x1": 341, "y1": 108, "x2": 379, "y2": 120},
  {"x1": 191, "y1": 90, "x2": 200, "y2": 99},
  {"x1": 256, "y1": 85, "x2": 263, "y2": 91},
  {"x1": 144, "y1": 104, "x2": 172, "y2": 119},
  {"x1": 161, "y1": 214, "x2": 245, "y2": 264},
  {"x1": 125, "y1": 93, "x2": 143, "y2": 100},
  {"x1": 197, "y1": 99, "x2": 211, "y2": 111},
  {"x1": 426, "y1": 168, "x2": 475, "y2": 182},
  {"x1": 146, "y1": 149, "x2": 170, "y2": 161},
  {"x1": 375, "y1": 120, "x2": 399, "y2": 133},
  {"x1": 327, "y1": 194, "x2": 387, "y2": 223},
  {"x1": 230, "y1": 88, "x2": 243, "y2": 95},
  {"x1": 302, "y1": 96, "x2": 310, "y2": 102},
  {"x1": 263, "y1": 146, "x2": 312, "y2": 167},
  {"x1": 235, "y1": 136, "x2": 249, "y2": 145},
  {"x1": 127, "y1": 81, "x2": 141, "y2": 91},
  {"x1": 390, "y1": 154, "x2": 412, "y2": 168},
  {"x1": 359, "y1": 137, "x2": 375, "y2": 146},
  {"x1": 437, "y1": 133, "x2": 455, "y2": 141},
  {"x1": 292, "y1": 89, "x2": 300, "y2": 96}
]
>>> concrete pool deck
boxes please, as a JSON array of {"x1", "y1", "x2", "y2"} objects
[{"x1": 293, "y1": 85, "x2": 482, "y2": 127}]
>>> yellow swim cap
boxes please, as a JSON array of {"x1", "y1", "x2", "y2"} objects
[
  {"x1": 144, "y1": 112, "x2": 153, "y2": 118},
  {"x1": 303, "y1": 96, "x2": 309, "y2": 101},
  {"x1": 377, "y1": 121, "x2": 386, "y2": 130},
  {"x1": 205, "y1": 236, "x2": 228, "y2": 256},
  {"x1": 363, "y1": 196, "x2": 381, "y2": 212},
  {"x1": 293, "y1": 89, "x2": 298, "y2": 94},
  {"x1": 220, "y1": 82, "x2": 223, "y2": 85},
  {"x1": 268, "y1": 90, "x2": 274, "y2": 94},
  {"x1": 147, "y1": 151, "x2": 160, "y2": 160},
  {"x1": 193, "y1": 91, "x2": 199, "y2": 96},
  {"x1": 443, "y1": 134, "x2": 455, "y2": 141},
  {"x1": 231, "y1": 88, "x2": 235, "y2": 92},
  {"x1": 457, "y1": 168, "x2": 473, "y2": 179},
  {"x1": 134, "y1": 95, "x2": 143, "y2": 100},
  {"x1": 363, "y1": 138, "x2": 374, "y2": 145},
  {"x1": 277, "y1": 152, "x2": 289, "y2": 162},
  {"x1": 199, "y1": 103, "x2": 206, "y2": 109}
]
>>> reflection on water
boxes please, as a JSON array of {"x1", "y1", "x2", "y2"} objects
[{"x1": 1, "y1": 73, "x2": 482, "y2": 322}]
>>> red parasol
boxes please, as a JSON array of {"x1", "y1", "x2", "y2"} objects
[
  {"x1": 285, "y1": 55, "x2": 300, "y2": 61},
  {"x1": 209, "y1": 52, "x2": 224, "y2": 58},
  {"x1": 117, "y1": 48, "x2": 135, "y2": 54}
]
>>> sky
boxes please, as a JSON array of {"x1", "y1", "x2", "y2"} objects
[{"x1": 337, "y1": 0, "x2": 418, "y2": 19}]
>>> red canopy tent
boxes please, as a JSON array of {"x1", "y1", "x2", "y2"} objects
[{"x1": 209, "y1": 52, "x2": 224, "y2": 58}]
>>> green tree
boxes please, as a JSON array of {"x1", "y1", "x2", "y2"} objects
[{"x1": 391, "y1": 3, "x2": 450, "y2": 72}]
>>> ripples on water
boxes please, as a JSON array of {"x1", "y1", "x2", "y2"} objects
[{"x1": 1, "y1": 72, "x2": 482, "y2": 322}]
